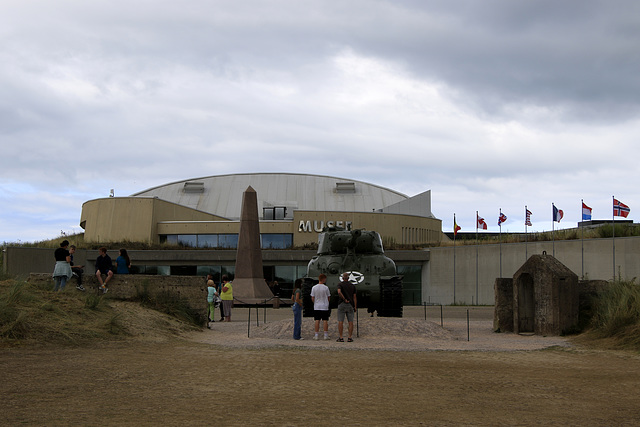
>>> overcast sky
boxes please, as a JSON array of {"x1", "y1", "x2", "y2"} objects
[{"x1": 2, "y1": 0, "x2": 639, "y2": 243}]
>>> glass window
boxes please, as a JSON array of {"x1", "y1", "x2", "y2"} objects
[
  {"x1": 263, "y1": 208, "x2": 274, "y2": 220},
  {"x1": 197, "y1": 265, "x2": 221, "y2": 280},
  {"x1": 221, "y1": 266, "x2": 235, "y2": 281},
  {"x1": 177, "y1": 235, "x2": 197, "y2": 248},
  {"x1": 198, "y1": 235, "x2": 218, "y2": 248},
  {"x1": 261, "y1": 233, "x2": 293, "y2": 249},
  {"x1": 397, "y1": 265, "x2": 422, "y2": 306},
  {"x1": 275, "y1": 207, "x2": 286, "y2": 220},
  {"x1": 218, "y1": 234, "x2": 238, "y2": 249},
  {"x1": 157, "y1": 266, "x2": 170, "y2": 276},
  {"x1": 170, "y1": 265, "x2": 198, "y2": 276},
  {"x1": 263, "y1": 206, "x2": 287, "y2": 220},
  {"x1": 162, "y1": 235, "x2": 178, "y2": 245}
]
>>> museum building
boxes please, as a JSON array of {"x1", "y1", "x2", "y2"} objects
[
  {"x1": 81, "y1": 172, "x2": 442, "y2": 248},
  {"x1": 79, "y1": 173, "x2": 442, "y2": 303}
]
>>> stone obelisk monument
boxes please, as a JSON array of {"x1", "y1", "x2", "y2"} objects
[{"x1": 232, "y1": 186, "x2": 274, "y2": 301}]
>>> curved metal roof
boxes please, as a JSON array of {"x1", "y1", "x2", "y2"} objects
[{"x1": 131, "y1": 173, "x2": 409, "y2": 220}]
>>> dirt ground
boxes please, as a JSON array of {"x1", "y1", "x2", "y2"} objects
[{"x1": 2, "y1": 304, "x2": 640, "y2": 426}]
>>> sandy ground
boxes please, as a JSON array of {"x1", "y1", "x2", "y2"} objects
[{"x1": 2, "y1": 304, "x2": 640, "y2": 426}]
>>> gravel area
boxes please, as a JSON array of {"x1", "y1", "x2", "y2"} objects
[{"x1": 190, "y1": 305, "x2": 571, "y2": 351}]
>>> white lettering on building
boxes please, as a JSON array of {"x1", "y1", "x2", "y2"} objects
[{"x1": 298, "y1": 220, "x2": 353, "y2": 233}]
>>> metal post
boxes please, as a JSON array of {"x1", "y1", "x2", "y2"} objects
[
  {"x1": 467, "y1": 309, "x2": 470, "y2": 341},
  {"x1": 247, "y1": 305, "x2": 251, "y2": 338},
  {"x1": 423, "y1": 302, "x2": 427, "y2": 321}
]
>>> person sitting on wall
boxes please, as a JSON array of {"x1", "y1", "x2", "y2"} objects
[
  {"x1": 116, "y1": 248, "x2": 131, "y2": 274},
  {"x1": 95, "y1": 247, "x2": 113, "y2": 294},
  {"x1": 69, "y1": 245, "x2": 85, "y2": 291}
]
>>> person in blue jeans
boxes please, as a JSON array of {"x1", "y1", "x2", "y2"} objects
[{"x1": 291, "y1": 279, "x2": 303, "y2": 340}]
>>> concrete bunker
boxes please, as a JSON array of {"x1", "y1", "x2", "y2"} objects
[{"x1": 494, "y1": 252, "x2": 579, "y2": 336}]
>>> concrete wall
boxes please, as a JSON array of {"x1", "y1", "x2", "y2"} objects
[
  {"x1": 426, "y1": 236, "x2": 640, "y2": 305},
  {"x1": 27, "y1": 273, "x2": 209, "y2": 314},
  {"x1": 81, "y1": 197, "x2": 226, "y2": 243},
  {"x1": 6, "y1": 236, "x2": 639, "y2": 307}
]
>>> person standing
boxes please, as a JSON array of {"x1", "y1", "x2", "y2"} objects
[
  {"x1": 220, "y1": 275, "x2": 233, "y2": 322},
  {"x1": 95, "y1": 247, "x2": 113, "y2": 294},
  {"x1": 291, "y1": 279, "x2": 303, "y2": 340},
  {"x1": 116, "y1": 248, "x2": 131, "y2": 274},
  {"x1": 206, "y1": 279, "x2": 219, "y2": 328},
  {"x1": 52, "y1": 240, "x2": 72, "y2": 292},
  {"x1": 311, "y1": 274, "x2": 331, "y2": 340},
  {"x1": 336, "y1": 272, "x2": 357, "y2": 342},
  {"x1": 69, "y1": 245, "x2": 85, "y2": 291}
]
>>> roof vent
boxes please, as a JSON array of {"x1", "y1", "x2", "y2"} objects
[
  {"x1": 183, "y1": 181, "x2": 204, "y2": 193},
  {"x1": 335, "y1": 182, "x2": 356, "y2": 193}
]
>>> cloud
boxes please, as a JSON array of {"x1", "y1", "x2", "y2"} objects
[{"x1": 1, "y1": 0, "x2": 639, "y2": 241}]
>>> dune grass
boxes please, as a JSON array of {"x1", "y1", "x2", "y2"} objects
[{"x1": 584, "y1": 279, "x2": 640, "y2": 350}]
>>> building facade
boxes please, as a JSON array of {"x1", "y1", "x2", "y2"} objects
[{"x1": 80, "y1": 173, "x2": 442, "y2": 248}]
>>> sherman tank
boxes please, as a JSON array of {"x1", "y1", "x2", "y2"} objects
[{"x1": 302, "y1": 227, "x2": 403, "y2": 317}]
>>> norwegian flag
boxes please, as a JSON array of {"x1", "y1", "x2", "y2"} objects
[
  {"x1": 498, "y1": 212, "x2": 507, "y2": 226},
  {"x1": 614, "y1": 199, "x2": 630, "y2": 217},
  {"x1": 525, "y1": 209, "x2": 532, "y2": 226},
  {"x1": 477, "y1": 214, "x2": 487, "y2": 230}
]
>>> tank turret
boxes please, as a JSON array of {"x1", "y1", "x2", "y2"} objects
[{"x1": 303, "y1": 227, "x2": 403, "y2": 317}]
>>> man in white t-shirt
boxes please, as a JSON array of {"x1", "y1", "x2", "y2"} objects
[{"x1": 310, "y1": 273, "x2": 331, "y2": 340}]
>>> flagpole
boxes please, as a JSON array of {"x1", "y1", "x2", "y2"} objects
[
  {"x1": 525, "y1": 205, "x2": 528, "y2": 260},
  {"x1": 612, "y1": 195, "x2": 616, "y2": 281},
  {"x1": 581, "y1": 199, "x2": 584, "y2": 279},
  {"x1": 475, "y1": 211, "x2": 479, "y2": 306},
  {"x1": 499, "y1": 208, "x2": 502, "y2": 278},
  {"x1": 453, "y1": 213, "x2": 457, "y2": 304},
  {"x1": 552, "y1": 203, "x2": 556, "y2": 257}
]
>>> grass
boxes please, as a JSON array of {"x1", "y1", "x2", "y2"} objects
[
  {"x1": 132, "y1": 282, "x2": 205, "y2": 326},
  {"x1": 0, "y1": 276, "x2": 200, "y2": 347},
  {"x1": 0, "y1": 279, "x2": 118, "y2": 346},
  {"x1": 581, "y1": 279, "x2": 640, "y2": 351}
]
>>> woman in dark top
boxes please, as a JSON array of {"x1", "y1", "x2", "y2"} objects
[
  {"x1": 116, "y1": 249, "x2": 131, "y2": 274},
  {"x1": 291, "y1": 279, "x2": 303, "y2": 340},
  {"x1": 52, "y1": 240, "x2": 72, "y2": 292}
]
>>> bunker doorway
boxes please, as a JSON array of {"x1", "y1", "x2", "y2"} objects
[{"x1": 517, "y1": 273, "x2": 535, "y2": 333}]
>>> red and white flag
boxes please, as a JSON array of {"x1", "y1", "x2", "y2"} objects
[
  {"x1": 525, "y1": 209, "x2": 532, "y2": 227},
  {"x1": 614, "y1": 199, "x2": 630, "y2": 217},
  {"x1": 477, "y1": 214, "x2": 487, "y2": 230}
]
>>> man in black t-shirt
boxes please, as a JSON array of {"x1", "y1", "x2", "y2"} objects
[
  {"x1": 95, "y1": 247, "x2": 113, "y2": 293},
  {"x1": 336, "y1": 272, "x2": 357, "y2": 342}
]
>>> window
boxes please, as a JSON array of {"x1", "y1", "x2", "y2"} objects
[
  {"x1": 177, "y1": 235, "x2": 197, "y2": 248},
  {"x1": 260, "y1": 233, "x2": 293, "y2": 249},
  {"x1": 198, "y1": 235, "x2": 218, "y2": 248},
  {"x1": 397, "y1": 265, "x2": 422, "y2": 305},
  {"x1": 218, "y1": 234, "x2": 238, "y2": 249},
  {"x1": 263, "y1": 206, "x2": 287, "y2": 220}
]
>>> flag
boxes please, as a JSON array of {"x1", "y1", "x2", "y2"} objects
[
  {"x1": 477, "y1": 214, "x2": 487, "y2": 230},
  {"x1": 525, "y1": 209, "x2": 532, "y2": 227},
  {"x1": 553, "y1": 204, "x2": 564, "y2": 222},
  {"x1": 498, "y1": 212, "x2": 507, "y2": 226},
  {"x1": 614, "y1": 199, "x2": 630, "y2": 217},
  {"x1": 454, "y1": 217, "x2": 461, "y2": 236},
  {"x1": 582, "y1": 202, "x2": 592, "y2": 221}
]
